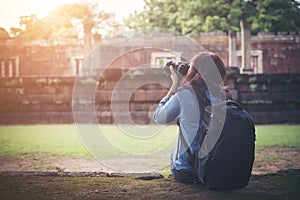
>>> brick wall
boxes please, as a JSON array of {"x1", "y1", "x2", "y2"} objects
[{"x1": 0, "y1": 69, "x2": 299, "y2": 125}]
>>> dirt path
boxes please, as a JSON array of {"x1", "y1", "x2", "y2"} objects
[
  {"x1": 1, "y1": 146, "x2": 299, "y2": 175},
  {"x1": 0, "y1": 155, "x2": 109, "y2": 173},
  {"x1": 0, "y1": 146, "x2": 299, "y2": 199}
]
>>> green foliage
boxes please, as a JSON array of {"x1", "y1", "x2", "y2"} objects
[
  {"x1": 125, "y1": 0, "x2": 300, "y2": 35},
  {"x1": 251, "y1": 0, "x2": 300, "y2": 33},
  {"x1": 125, "y1": 0, "x2": 249, "y2": 35}
]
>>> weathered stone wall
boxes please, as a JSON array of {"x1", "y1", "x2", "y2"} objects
[
  {"x1": 1, "y1": 32, "x2": 299, "y2": 77},
  {"x1": 235, "y1": 73, "x2": 300, "y2": 124},
  {"x1": 0, "y1": 77, "x2": 74, "y2": 124},
  {"x1": 0, "y1": 69, "x2": 299, "y2": 125},
  {"x1": 0, "y1": 41, "x2": 80, "y2": 77},
  {"x1": 198, "y1": 32, "x2": 300, "y2": 73}
]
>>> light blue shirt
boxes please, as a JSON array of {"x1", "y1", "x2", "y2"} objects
[{"x1": 153, "y1": 87, "x2": 202, "y2": 170}]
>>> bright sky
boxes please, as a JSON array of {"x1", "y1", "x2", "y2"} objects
[{"x1": 0, "y1": 0, "x2": 145, "y2": 31}]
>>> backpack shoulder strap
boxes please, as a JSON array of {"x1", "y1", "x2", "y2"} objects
[{"x1": 178, "y1": 126, "x2": 193, "y2": 158}]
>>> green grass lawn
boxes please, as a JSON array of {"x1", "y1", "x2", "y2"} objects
[
  {"x1": 0, "y1": 125, "x2": 178, "y2": 159},
  {"x1": 0, "y1": 125, "x2": 90, "y2": 158},
  {"x1": 0, "y1": 124, "x2": 299, "y2": 159},
  {"x1": 255, "y1": 125, "x2": 300, "y2": 147}
]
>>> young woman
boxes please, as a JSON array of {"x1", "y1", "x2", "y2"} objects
[{"x1": 153, "y1": 52, "x2": 227, "y2": 183}]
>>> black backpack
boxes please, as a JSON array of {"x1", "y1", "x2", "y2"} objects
[{"x1": 180, "y1": 97, "x2": 256, "y2": 190}]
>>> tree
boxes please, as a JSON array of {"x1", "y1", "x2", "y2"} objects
[
  {"x1": 124, "y1": 0, "x2": 256, "y2": 35},
  {"x1": 124, "y1": 0, "x2": 300, "y2": 35},
  {"x1": 125, "y1": 0, "x2": 180, "y2": 31},
  {"x1": 10, "y1": 28, "x2": 22, "y2": 38},
  {"x1": 11, "y1": 3, "x2": 114, "y2": 40},
  {"x1": 17, "y1": 14, "x2": 51, "y2": 40},
  {"x1": 0, "y1": 27, "x2": 9, "y2": 40},
  {"x1": 19, "y1": 14, "x2": 38, "y2": 30},
  {"x1": 251, "y1": 0, "x2": 300, "y2": 33}
]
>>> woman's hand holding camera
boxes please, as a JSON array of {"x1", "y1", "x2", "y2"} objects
[{"x1": 166, "y1": 66, "x2": 179, "y2": 98}]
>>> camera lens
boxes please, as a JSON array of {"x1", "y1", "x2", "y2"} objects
[
  {"x1": 177, "y1": 62, "x2": 190, "y2": 76},
  {"x1": 163, "y1": 61, "x2": 190, "y2": 77}
]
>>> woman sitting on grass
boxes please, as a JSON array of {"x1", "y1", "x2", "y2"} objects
[{"x1": 153, "y1": 52, "x2": 227, "y2": 183}]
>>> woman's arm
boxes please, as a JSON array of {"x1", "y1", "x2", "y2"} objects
[
  {"x1": 153, "y1": 66, "x2": 180, "y2": 124},
  {"x1": 153, "y1": 94, "x2": 180, "y2": 124}
]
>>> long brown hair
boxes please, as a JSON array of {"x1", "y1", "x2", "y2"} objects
[
  {"x1": 183, "y1": 52, "x2": 227, "y2": 105},
  {"x1": 185, "y1": 52, "x2": 226, "y2": 85}
]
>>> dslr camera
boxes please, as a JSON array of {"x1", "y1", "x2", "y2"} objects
[{"x1": 164, "y1": 61, "x2": 190, "y2": 77}]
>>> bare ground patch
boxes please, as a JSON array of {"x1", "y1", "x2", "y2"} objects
[
  {"x1": 253, "y1": 146, "x2": 300, "y2": 174},
  {"x1": 0, "y1": 154, "x2": 112, "y2": 173},
  {"x1": 1, "y1": 146, "x2": 299, "y2": 175},
  {"x1": 0, "y1": 146, "x2": 299, "y2": 199}
]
